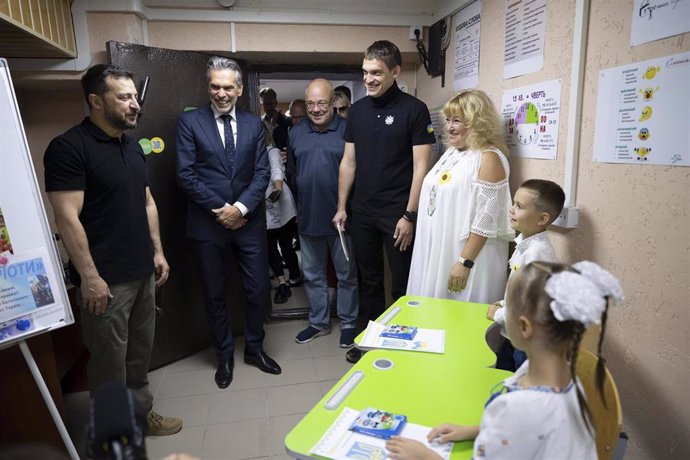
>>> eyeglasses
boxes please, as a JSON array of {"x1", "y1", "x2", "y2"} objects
[
  {"x1": 306, "y1": 100, "x2": 331, "y2": 110},
  {"x1": 335, "y1": 106, "x2": 349, "y2": 113}
]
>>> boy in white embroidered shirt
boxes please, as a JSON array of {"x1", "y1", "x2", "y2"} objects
[{"x1": 487, "y1": 179, "x2": 565, "y2": 371}]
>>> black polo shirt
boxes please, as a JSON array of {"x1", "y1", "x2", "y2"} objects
[
  {"x1": 344, "y1": 82, "x2": 435, "y2": 217},
  {"x1": 44, "y1": 118, "x2": 153, "y2": 287}
]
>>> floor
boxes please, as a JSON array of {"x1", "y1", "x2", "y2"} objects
[{"x1": 63, "y1": 318, "x2": 354, "y2": 460}]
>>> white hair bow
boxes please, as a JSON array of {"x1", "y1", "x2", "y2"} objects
[{"x1": 544, "y1": 261, "x2": 623, "y2": 327}]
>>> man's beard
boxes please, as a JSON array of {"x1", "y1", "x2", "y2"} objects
[{"x1": 105, "y1": 105, "x2": 137, "y2": 131}]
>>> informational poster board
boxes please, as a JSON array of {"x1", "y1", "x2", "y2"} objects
[
  {"x1": 503, "y1": 0, "x2": 547, "y2": 79},
  {"x1": 593, "y1": 52, "x2": 690, "y2": 166},
  {"x1": 453, "y1": 0, "x2": 482, "y2": 91},
  {"x1": 501, "y1": 79, "x2": 562, "y2": 159},
  {"x1": 0, "y1": 59, "x2": 73, "y2": 349},
  {"x1": 630, "y1": 0, "x2": 690, "y2": 46}
]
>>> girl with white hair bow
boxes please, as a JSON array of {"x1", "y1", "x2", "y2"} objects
[{"x1": 386, "y1": 260, "x2": 623, "y2": 460}]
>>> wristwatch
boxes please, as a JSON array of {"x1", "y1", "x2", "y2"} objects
[
  {"x1": 403, "y1": 210, "x2": 417, "y2": 223},
  {"x1": 458, "y1": 256, "x2": 475, "y2": 269}
]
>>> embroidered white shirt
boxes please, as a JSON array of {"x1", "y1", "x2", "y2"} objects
[{"x1": 494, "y1": 231, "x2": 557, "y2": 327}]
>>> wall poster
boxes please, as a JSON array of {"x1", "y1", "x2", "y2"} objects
[
  {"x1": 593, "y1": 52, "x2": 690, "y2": 166},
  {"x1": 502, "y1": 79, "x2": 562, "y2": 159}
]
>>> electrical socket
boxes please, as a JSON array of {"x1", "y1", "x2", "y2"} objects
[
  {"x1": 409, "y1": 25, "x2": 422, "y2": 41},
  {"x1": 551, "y1": 206, "x2": 579, "y2": 229}
]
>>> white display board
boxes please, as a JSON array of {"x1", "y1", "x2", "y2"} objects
[
  {"x1": 630, "y1": 0, "x2": 690, "y2": 46},
  {"x1": 453, "y1": 0, "x2": 482, "y2": 91},
  {"x1": 503, "y1": 0, "x2": 547, "y2": 79},
  {"x1": 0, "y1": 59, "x2": 73, "y2": 349},
  {"x1": 501, "y1": 79, "x2": 562, "y2": 159},
  {"x1": 593, "y1": 52, "x2": 690, "y2": 166}
]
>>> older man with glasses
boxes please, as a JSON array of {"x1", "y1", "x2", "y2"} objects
[{"x1": 288, "y1": 79, "x2": 359, "y2": 347}]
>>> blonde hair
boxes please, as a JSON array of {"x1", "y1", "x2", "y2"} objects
[{"x1": 442, "y1": 89, "x2": 508, "y2": 154}]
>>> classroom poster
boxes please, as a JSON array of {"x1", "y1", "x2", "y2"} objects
[
  {"x1": 0, "y1": 247, "x2": 66, "y2": 342},
  {"x1": 630, "y1": 0, "x2": 690, "y2": 46},
  {"x1": 593, "y1": 52, "x2": 690, "y2": 166},
  {"x1": 501, "y1": 80, "x2": 562, "y2": 159},
  {"x1": 503, "y1": 0, "x2": 547, "y2": 79},
  {"x1": 0, "y1": 59, "x2": 72, "y2": 347},
  {"x1": 453, "y1": 0, "x2": 482, "y2": 90}
]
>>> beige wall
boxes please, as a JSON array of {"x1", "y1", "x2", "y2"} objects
[
  {"x1": 416, "y1": 1, "x2": 689, "y2": 458},
  {"x1": 15, "y1": 3, "x2": 690, "y2": 458}
]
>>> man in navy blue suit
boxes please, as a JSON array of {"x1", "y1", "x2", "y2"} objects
[{"x1": 176, "y1": 57, "x2": 281, "y2": 389}]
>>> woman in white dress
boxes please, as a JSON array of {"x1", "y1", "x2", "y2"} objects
[{"x1": 407, "y1": 90, "x2": 514, "y2": 302}]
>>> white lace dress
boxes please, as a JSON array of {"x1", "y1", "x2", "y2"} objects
[{"x1": 407, "y1": 146, "x2": 514, "y2": 303}]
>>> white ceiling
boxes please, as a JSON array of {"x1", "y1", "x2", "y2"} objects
[{"x1": 139, "y1": 0, "x2": 470, "y2": 26}]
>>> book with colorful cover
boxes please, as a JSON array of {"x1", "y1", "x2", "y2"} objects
[
  {"x1": 380, "y1": 324, "x2": 418, "y2": 340},
  {"x1": 349, "y1": 408, "x2": 407, "y2": 440}
]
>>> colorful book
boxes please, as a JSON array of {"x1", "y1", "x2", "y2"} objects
[
  {"x1": 380, "y1": 324, "x2": 418, "y2": 340},
  {"x1": 349, "y1": 408, "x2": 407, "y2": 439}
]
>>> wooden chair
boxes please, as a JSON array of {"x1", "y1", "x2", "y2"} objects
[{"x1": 575, "y1": 348, "x2": 623, "y2": 460}]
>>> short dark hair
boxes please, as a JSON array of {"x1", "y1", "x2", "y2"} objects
[
  {"x1": 81, "y1": 64, "x2": 133, "y2": 108},
  {"x1": 206, "y1": 56, "x2": 243, "y2": 86},
  {"x1": 259, "y1": 87, "x2": 277, "y2": 100},
  {"x1": 333, "y1": 85, "x2": 351, "y2": 101},
  {"x1": 364, "y1": 40, "x2": 402, "y2": 70},
  {"x1": 520, "y1": 179, "x2": 566, "y2": 223},
  {"x1": 289, "y1": 98, "x2": 306, "y2": 111}
]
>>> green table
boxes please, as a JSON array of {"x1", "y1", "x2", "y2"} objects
[
  {"x1": 357, "y1": 295, "x2": 498, "y2": 368},
  {"x1": 285, "y1": 296, "x2": 511, "y2": 459}
]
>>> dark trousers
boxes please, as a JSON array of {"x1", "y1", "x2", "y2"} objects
[
  {"x1": 267, "y1": 217, "x2": 300, "y2": 280},
  {"x1": 350, "y1": 212, "x2": 413, "y2": 321},
  {"x1": 194, "y1": 216, "x2": 270, "y2": 362},
  {"x1": 79, "y1": 275, "x2": 155, "y2": 412},
  {"x1": 495, "y1": 339, "x2": 528, "y2": 372}
]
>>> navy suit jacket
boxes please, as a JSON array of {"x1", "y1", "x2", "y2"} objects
[{"x1": 176, "y1": 105, "x2": 269, "y2": 241}]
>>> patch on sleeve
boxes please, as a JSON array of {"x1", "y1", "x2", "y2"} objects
[{"x1": 427, "y1": 124, "x2": 435, "y2": 133}]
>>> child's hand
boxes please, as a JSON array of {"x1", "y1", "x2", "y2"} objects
[
  {"x1": 385, "y1": 437, "x2": 441, "y2": 460},
  {"x1": 428, "y1": 423, "x2": 479, "y2": 443},
  {"x1": 486, "y1": 302, "x2": 501, "y2": 321}
]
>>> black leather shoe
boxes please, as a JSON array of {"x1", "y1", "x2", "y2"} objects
[
  {"x1": 215, "y1": 360, "x2": 233, "y2": 389},
  {"x1": 273, "y1": 283, "x2": 291, "y2": 304},
  {"x1": 244, "y1": 351, "x2": 282, "y2": 375}
]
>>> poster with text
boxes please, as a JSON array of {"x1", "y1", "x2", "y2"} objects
[
  {"x1": 503, "y1": 0, "x2": 547, "y2": 79},
  {"x1": 593, "y1": 52, "x2": 690, "y2": 166},
  {"x1": 502, "y1": 80, "x2": 562, "y2": 159},
  {"x1": 0, "y1": 247, "x2": 67, "y2": 343},
  {"x1": 453, "y1": 0, "x2": 482, "y2": 90},
  {"x1": 630, "y1": 0, "x2": 690, "y2": 46}
]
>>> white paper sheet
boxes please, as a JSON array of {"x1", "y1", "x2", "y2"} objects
[
  {"x1": 359, "y1": 321, "x2": 446, "y2": 354},
  {"x1": 312, "y1": 407, "x2": 453, "y2": 460}
]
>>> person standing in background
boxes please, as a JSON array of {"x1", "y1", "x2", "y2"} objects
[{"x1": 290, "y1": 79, "x2": 359, "y2": 348}]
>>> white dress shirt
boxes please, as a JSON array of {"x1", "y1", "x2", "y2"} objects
[
  {"x1": 494, "y1": 231, "x2": 557, "y2": 327},
  {"x1": 211, "y1": 105, "x2": 248, "y2": 216}
]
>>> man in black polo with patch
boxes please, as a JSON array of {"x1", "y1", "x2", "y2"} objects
[
  {"x1": 44, "y1": 64, "x2": 181, "y2": 436},
  {"x1": 333, "y1": 40, "x2": 434, "y2": 362}
]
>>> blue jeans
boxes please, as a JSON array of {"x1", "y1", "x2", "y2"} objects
[{"x1": 300, "y1": 234, "x2": 359, "y2": 330}]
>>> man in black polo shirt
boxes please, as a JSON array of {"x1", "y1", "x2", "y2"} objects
[
  {"x1": 333, "y1": 40, "x2": 434, "y2": 361},
  {"x1": 44, "y1": 64, "x2": 181, "y2": 436}
]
